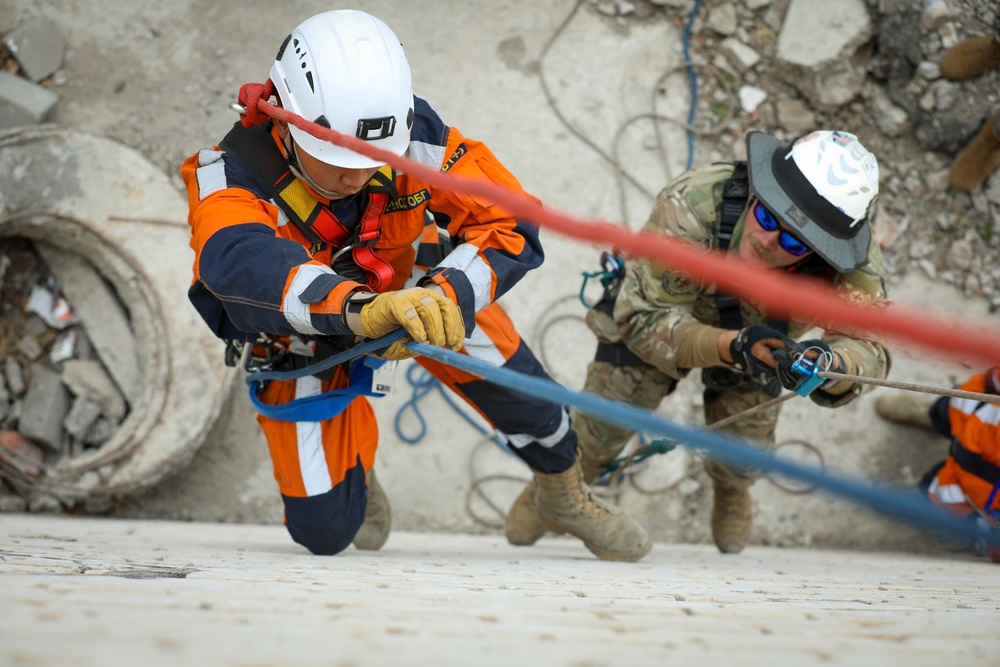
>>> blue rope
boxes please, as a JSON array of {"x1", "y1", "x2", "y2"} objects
[
  {"x1": 682, "y1": 0, "x2": 702, "y2": 172},
  {"x1": 393, "y1": 363, "x2": 508, "y2": 451},
  {"x1": 406, "y1": 340, "x2": 999, "y2": 550},
  {"x1": 243, "y1": 330, "x2": 998, "y2": 549}
]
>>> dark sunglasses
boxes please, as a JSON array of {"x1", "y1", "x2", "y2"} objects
[{"x1": 752, "y1": 201, "x2": 810, "y2": 256}]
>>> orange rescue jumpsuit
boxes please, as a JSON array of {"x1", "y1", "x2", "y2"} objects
[{"x1": 181, "y1": 96, "x2": 577, "y2": 555}]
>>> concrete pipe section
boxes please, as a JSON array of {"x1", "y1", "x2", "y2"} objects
[{"x1": 0, "y1": 125, "x2": 234, "y2": 508}]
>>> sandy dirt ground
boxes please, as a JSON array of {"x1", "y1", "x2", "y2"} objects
[{"x1": 0, "y1": 0, "x2": 994, "y2": 556}]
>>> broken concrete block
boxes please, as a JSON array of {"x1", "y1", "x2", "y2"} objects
[
  {"x1": 738, "y1": 85, "x2": 768, "y2": 113},
  {"x1": 17, "y1": 334, "x2": 42, "y2": 361},
  {"x1": 84, "y1": 418, "x2": 115, "y2": 447},
  {"x1": 775, "y1": 98, "x2": 815, "y2": 134},
  {"x1": 774, "y1": 0, "x2": 873, "y2": 109},
  {"x1": 64, "y1": 396, "x2": 102, "y2": 440},
  {"x1": 37, "y1": 246, "x2": 139, "y2": 402},
  {"x1": 18, "y1": 365, "x2": 71, "y2": 452},
  {"x1": 2, "y1": 17, "x2": 66, "y2": 82},
  {"x1": 4, "y1": 357, "x2": 25, "y2": 397},
  {"x1": 720, "y1": 37, "x2": 761, "y2": 73},
  {"x1": 0, "y1": 71, "x2": 59, "y2": 128},
  {"x1": 61, "y1": 359, "x2": 127, "y2": 422}
]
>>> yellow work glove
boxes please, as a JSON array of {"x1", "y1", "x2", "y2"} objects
[{"x1": 344, "y1": 288, "x2": 465, "y2": 360}]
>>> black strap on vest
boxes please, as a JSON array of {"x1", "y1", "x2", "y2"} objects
[
  {"x1": 220, "y1": 122, "x2": 327, "y2": 245},
  {"x1": 950, "y1": 437, "x2": 1000, "y2": 485},
  {"x1": 591, "y1": 291, "x2": 652, "y2": 369},
  {"x1": 715, "y1": 161, "x2": 788, "y2": 334}
]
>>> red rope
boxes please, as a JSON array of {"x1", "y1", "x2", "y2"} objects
[{"x1": 255, "y1": 97, "x2": 1000, "y2": 367}]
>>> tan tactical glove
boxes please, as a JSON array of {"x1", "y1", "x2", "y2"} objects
[{"x1": 343, "y1": 287, "x2": 465, "y2": 360}]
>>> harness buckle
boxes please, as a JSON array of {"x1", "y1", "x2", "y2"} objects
[{"x1": 224, "y1": 334, "x2": 282, "y2": 373}]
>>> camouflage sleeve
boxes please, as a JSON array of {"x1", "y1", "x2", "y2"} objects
[
  {"x1": 612, "y1": 165, "x2": 731, "y2": 379},
  {"x1": 811, "y1": 240, "x2": 892, "y2": 408}
]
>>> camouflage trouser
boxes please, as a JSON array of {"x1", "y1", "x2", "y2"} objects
[{"x1": 572, "y1": 360, "x2": 783, "y2": 486}]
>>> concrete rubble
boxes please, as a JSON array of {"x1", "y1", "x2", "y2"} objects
[
  {"x1": 0, "y1": 123, "x2": 233, "y2": 513},
  {"x1": 0, "y1": 17, "x2": 65, "y2": 128}
]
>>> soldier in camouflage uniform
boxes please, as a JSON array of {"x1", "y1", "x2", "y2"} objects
[{"x1": 506, "y1": 130, "x2": 891, "y2": 554}]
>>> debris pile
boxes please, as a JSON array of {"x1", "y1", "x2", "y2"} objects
[{"x1": 0, "y1": 237, "x2": 134, "y2": 511}]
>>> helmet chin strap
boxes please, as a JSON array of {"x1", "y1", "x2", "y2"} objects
[{"x1": 283, "y1": 132, "x2": 351, "y2": 201}]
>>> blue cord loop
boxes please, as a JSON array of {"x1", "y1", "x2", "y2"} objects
[{"x1": 393, "y1": 364, "x2": 508, "y2": 451}]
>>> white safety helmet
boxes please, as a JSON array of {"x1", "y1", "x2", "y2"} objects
[
  {"x1": 270, "y1": 10, "x2": 414, "y2": 169},
  {"x1": 747, "y1": 130, "x2": 880, "y2": 273}
]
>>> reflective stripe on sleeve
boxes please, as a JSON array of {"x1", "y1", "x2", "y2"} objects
[
  {"x1": 283, "y1": 263, "x2": 337, "y2": 335},
  {"x1": 436, "y1": 243, "x2": 492, "y2": 312},
  {"x1": 195, "y1": 148, "x2": 227, "y2": 200}
]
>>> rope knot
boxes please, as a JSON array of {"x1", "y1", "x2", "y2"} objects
[{"x1": 237, "y1": 80, "x2": 276, "y2": 128}]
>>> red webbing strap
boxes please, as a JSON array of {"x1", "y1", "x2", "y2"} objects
[{"x1": 351, "y1": 192, "x2": 394, "y2": 291}]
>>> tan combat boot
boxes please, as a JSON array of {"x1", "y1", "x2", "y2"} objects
[
  {"x1": 505, "y1": 439, "x2": 621, "y2": 547},
  {"x1": 505, "y1": 479, "x2": 546, "y2": 546},
  {"x1": 950, "y1": 112, "x2": 1000, "y2": 191},
  {"x1": 939, "y1": 35, "x2": 1000, "y2": 81},
  {"x1": 353, "y1": 469, "x2": 391, "y2": 550},
  {"x1": 874, "y1": 392, "x2": 936, "y2": 429},
  {"x1": 705, "y1": 459, "x2": 753, "y2": 554},
  {"x1": 533, "y1": 460, "x2": 652, "y2": 561}
]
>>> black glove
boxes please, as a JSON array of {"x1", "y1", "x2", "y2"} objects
[
  {"x1": 729, "y1": 326, "x2": 794, "y2": 396},
  {"x1": 774, "y1": 339, "x2": 844, "y2": 392}
]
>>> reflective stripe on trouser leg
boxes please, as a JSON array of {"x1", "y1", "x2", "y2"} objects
[
  {"x1": 414, "y1": 301, "x2": 577, "y2": 474},
  {"x1": 255, "y1": 365, "x2": 378, "y2": 554},
  {"x1": 703, "y1": 381, "x2": 782, "y2": 482}
]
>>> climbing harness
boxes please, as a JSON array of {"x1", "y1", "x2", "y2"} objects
[
  {"x1": 219, "y1": 121, "x2": 398, "y2": 291},
  {"x1": 243, "y1": 329, "x2": 409, "y2": 423}
]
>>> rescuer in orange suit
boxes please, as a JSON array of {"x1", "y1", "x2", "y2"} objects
[{"x1": 180, "y1": 10, "x2": 651, "y2": 561}]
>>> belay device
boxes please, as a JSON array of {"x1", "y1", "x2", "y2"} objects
[
  {"x1": 786, "y1": 355, "x2": 826, "y2": 397},
  {"x1": 775, "y1": 346, "x2": 832, "y2": 397}
]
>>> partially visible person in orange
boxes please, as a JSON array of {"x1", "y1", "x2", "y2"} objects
[{"x1": 876, "y1": 369, "x2": 1000, "y2": 562}]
